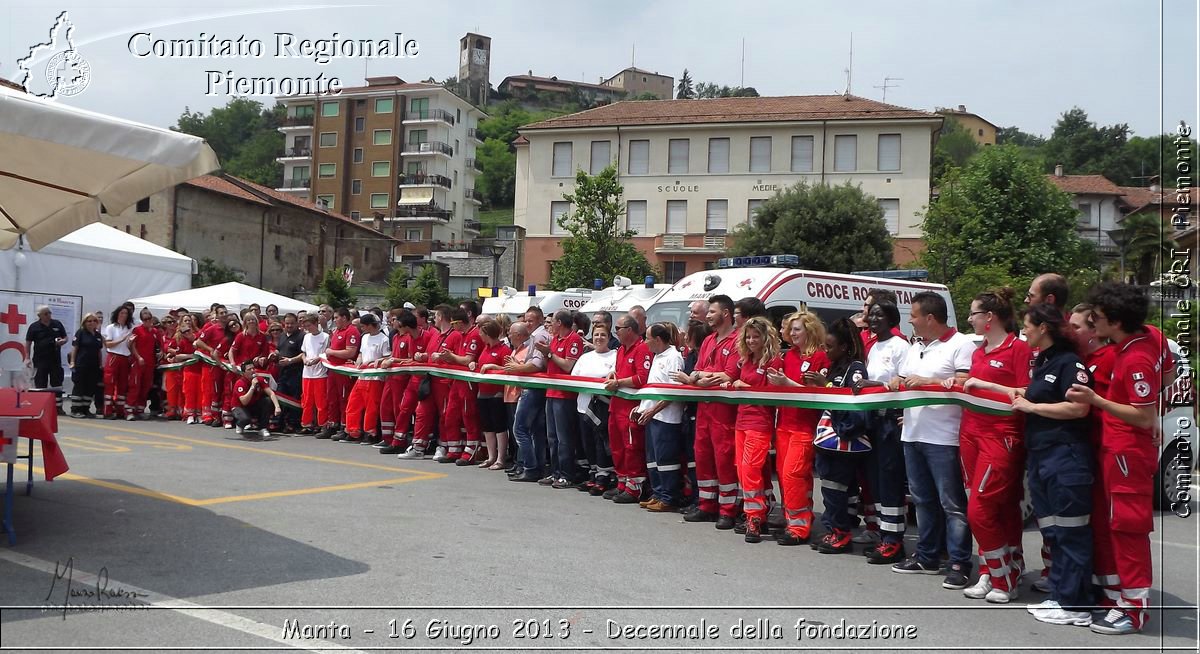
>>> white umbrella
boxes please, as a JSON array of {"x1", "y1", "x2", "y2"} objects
[
  {"x1": 127, "y1": 282, "x2": 318, "y2": 315},
  {"x1": 0, "y1": 84, "x2": 219, "y2": 250}
]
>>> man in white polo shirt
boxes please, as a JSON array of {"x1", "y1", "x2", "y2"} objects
[{"x1": 889, "y1": 292, "x2": 976, "y2": 591}]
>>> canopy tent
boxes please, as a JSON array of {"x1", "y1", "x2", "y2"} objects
[
  {"x1": 0, "y1": 84, "x2": 219, "y2": 250},
  {"x1": 128, "y1": 282, "x2": 317, "y2": 315},
  {"x1": 0, "y1": 222, "x2": 194, "y2": 314}
]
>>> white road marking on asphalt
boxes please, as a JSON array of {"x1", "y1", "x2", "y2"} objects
[{"x1": 0, "y1": 550, "x2": 367, "y2": 654}]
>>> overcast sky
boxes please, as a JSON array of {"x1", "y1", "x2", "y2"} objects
[{"x1": 1, "y1": 0, "x2": 1196, "y2": 138}]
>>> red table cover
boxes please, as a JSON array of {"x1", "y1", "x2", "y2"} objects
[{"x1": 0, "y1": 389, "x2": 68, "y2": 480}]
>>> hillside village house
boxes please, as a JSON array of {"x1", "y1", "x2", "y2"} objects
[{"x1": 514, "y1": 95, "x2": 944, "y2": 285}]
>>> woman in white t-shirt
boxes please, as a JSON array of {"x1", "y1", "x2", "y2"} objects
[
  {"x1": 636, "y1": 322, "x2": 686, "y2": 511},
  {"x1": 299, "y1": 314, "x2": 331, "y2": 434},
  {"x1": 854, "y1": 300, "x2": 910, "y2": 565},
  {"x1": 572, "y1": 325, "x2": 617, "y2": 495},
  {"x1": 101, "y1": 305, "x2": 135, "y2": 419}
]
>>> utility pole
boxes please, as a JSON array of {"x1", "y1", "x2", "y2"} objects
[
  {"x1": 843, "y1": 33, "x2": 854, "y2": 95},
  {"x1": 740, "y1": 38, "x2": 745, "y2": 88},
  {"x1": 873, "y1": 76, "x2": 903, "y2": 102}
]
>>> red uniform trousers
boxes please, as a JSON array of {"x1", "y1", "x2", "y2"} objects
[
  {"x1": 164, "y1": 369, "x2": 183, "y2": 418},
  {"x1": 461, "y1": 383, "x2": 482, "y2": 458},
  {"x1": 1092, "y1": 447, "x2": 1154, "y2": 623},
  {"x1": 344, "y1": 378, "x2": 384, "y2": 438},
  {"x1": 419, "y1": 378, "x2": 452, "y2": 451},
  {"x1": 379, "y1": 376, "x2": 406, "y2": 444},
  {"x1": 410, "y1": 388, "x2": 437, "y2": 450},
  {"x1": 221, "y1": 370, "x2": 237, "y2": 426},
  {"x1": 393, "y1": 378, "x2": 422, "y2": 446},
  {"x1": 441, "y1": 381, "x2": 471, "y2": 457},
  {"x1": 301, "y1": 377, "x2": 327, "y2": 427},
  {"x1": 127, "y1": 359, "x2": 154, "y2": 416},
  {"x1": 694, "y1": 406, "x2": 739, "y2": 517},
  {"x1": 181, "y1": 368, "x2": 203, "y2": 419},
  {"x1": 102, "y1": 353, "x2": 132, "y2": 417},
  {"x1": 324, "y1": 372, "x2": 354, "y2": 427},
  {"x1": 776, "y1": 428, "x2": 816, "y2": 538},
  {"x1": 736, "y1": 429, "x2": 773, "y2": 522},
  {"x1": 960, "y1": 431, "x2": 1026, "y2": 591},
  {"x1": 200, "y1": 363, "x2": 223, "y2": 422},
  {"x1": 608, "y1": 398, "x2": 647, "y2": 497}
]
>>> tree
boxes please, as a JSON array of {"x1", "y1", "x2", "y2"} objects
[
  {"x1": 410, "y1": 264, "x2": 451, "y2": 307},
  {"x1": 920, "y1": 145, "x2": 1095, "y2": 285},
  {"x1": 630, "y1": 92, "x2": 661, "y2": 101},
  {"x1": 996, "y1": 126, "x2": 1046, "y2": 148},
  {"x1": 932, "y1": 117, "x2": 980, "y2": 182},
  {"x1": 1041, "y1": 107, "x2": 1136, "y2": 184},
  {"x1": 173, "y1": 98, "x2": 283, "y2": 186},
  {"x1": 694, "y1": 82, "x2": 758, "y2": 99},
  {"x1": 1121, "y1": 212, "x2": 1176, "y2": 284},
  {"x1": 548, "y1": 166, "x2": 656, "y2": 289},
  {"x1": 941, "y1": 264, "x2": 1031, "y2": 334},
  {"x1": 475, "y1": 138, "x2": 516, "y2": 207},
  {"x1": 193, "y1": 257, "x2": 241, "y2": 286},
  {"x1": 315, "y1": 268, "x2": 356, "y2": 309},
  {"x1": 676, "y1": 69, "x2": 694, "y2": 99},
  {"x1": 383, "y1": 267, "x2": 414, "y2": 309},
  {"x1": 728, "y1": 182, "x2": 893, "y2": 273}
]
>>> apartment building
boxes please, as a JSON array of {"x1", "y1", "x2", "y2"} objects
[
  {"x1": 601, "y1": 67, "x2": 674, "y2": 100},
  {"x1": 276, "y1": 76, "x2": 487, "y2": 258},
  {"x1": 515, "y1": 95, "x2": 943, "y2": 286}
]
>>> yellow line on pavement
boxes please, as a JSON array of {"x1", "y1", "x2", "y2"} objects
[
  {"x1": 191, "y1": 475, "x2": 442, "y2": 506},
  {"x1": 61, "y1": 422, "x2": 446, "y2": 477},
  {"x1": 15, "y1": 464, "x2": 199, "y2": 506}
]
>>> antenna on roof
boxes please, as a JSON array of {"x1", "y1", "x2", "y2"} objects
[
  {"x1": 631, "y1": 43, "x2": 635, "y2": 67},
  {"x1": 873, "y1": 76, "x2": 902, "y2": 102},
  {"x1": 740, "y1": 38, "x2": 745, "y2": 88},
  {"x1": 843, "y1": 33, "x2": 853, "y2": 95}
]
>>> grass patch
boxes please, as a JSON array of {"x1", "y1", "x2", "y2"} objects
[{"x1": 479, "y1": 207, "x2": 514, "y2": 238}]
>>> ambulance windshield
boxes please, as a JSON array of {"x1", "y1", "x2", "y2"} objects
[{"x1": 645, "y1": 301, "x2": 691, "y2": 330}]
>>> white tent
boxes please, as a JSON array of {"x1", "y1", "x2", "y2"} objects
[
  {"x1": 0, "y1": 222, "x2": 194, "y2": 314},
  {"x1": 128, "y1": 282, "x2": 317, "y2": 315}
]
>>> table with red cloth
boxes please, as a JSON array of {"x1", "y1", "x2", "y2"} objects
[{"x1": 1, "y1": 389, "x2": 68, "y2": 545}]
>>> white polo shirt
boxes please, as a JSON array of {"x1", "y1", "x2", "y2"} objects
[
  {"x1": 641, "y1": 347, "x2": 685, "y2": 424},
  {"x1": 357, "y1": 331, "x2": 391, "y2": 366},
  {"x1": 899, "y1": 329, "x2": 975, "y2": 446}
]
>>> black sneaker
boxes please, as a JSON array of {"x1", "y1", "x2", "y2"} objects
[
  {"x1": 315, "y1": 426, "x2": 334, "y2": 440},
  {"x1": 683, "y1": 508, "x2": 718, "y2": 523},
  {"x1": 330, "y1": 430, "x2": 348, "y2": 442},
  {"x1": 715, "y1": 515, "x2": 736, "y2": 530},
  {"x1": 865, "y1": 541, "x2": 906, "y2": 564},
  {"x1": 892, "y1": 555, "x2": 941, "y2": 574},
  {"x1": 379, "y1": 443, "x2": 406, "y2": 455},
  {"x1": 744, "y1": 517, "x2": 764, "y2": 543},
  {"x1": 776, "y1": 530, "x2": 809, "y2": 546},
  {"x1": 602, "y1": 488, "x2": 619, "y2": 500},
  {"x1": 941, "y1": 563, "x2": 972, "y2": 590},
  {"x1": 612, "y1": 492, "x2": 639, "y2": 504}
]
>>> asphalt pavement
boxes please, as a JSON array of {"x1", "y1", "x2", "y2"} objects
[{"x1": 1, "y1": 416, "x2": 1196, "y2": 653}]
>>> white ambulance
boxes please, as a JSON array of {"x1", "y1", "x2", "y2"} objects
[
  {"x1": 577, "y1": 276, "x2": 672, "y2": 326},
  {"x1": 481, "y1": 286, "x2": 593, "y2": 320},
  {"x1": 644, "y1": 254, "x2": 957, "y2": 335}
]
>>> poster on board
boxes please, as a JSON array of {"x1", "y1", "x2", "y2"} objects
[{"x1": 0, "y1": 290, "x2": 84, "y2": 391}]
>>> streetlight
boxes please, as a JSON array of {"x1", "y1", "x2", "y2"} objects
[
  {"x1": 481, "y1": 244, "x2": 508, "y2": 288},
  {"x1": 1106, "y1": 228, "x2": 1129, "y2": 283}
]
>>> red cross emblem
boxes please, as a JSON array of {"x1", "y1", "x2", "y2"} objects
[{"x1": 0, "y1": 304, "x2": 27, "y2": 335}]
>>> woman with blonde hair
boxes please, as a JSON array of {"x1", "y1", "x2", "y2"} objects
[
  {"x1": 727, "y1": 316, "x2": 783, "y2": 543},
  {"x1": 766, "y1": 311, "x2": 830, "y2": 545}
]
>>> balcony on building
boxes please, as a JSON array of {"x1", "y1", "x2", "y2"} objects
[
  {"x1": 467, "y1": 126, "x2": 484, "y2": 144},
  {"x1": 279, "y1": 115, "x2": 314, "y2": 130},
  {"x1": 464, "y1": 158, "x2": 483, "y2": 173},
  {"x1": 402, "y1": 108, "x2": 455, "y2": 126},
  {"x1": 392, "y1": 203, "x2": 453, "y2": 223},
  {"x1": 398, "y1": 172, "x2": 452, "y2": 189},
  {"x1": 654, "y1": 233, "x2": 727, "y2": 253},
  {"x1": 464, "y1": 219, "x2": 482, "y2": 233},
  {"x1": 465, "y1": 188, "x2": 484, "y2": 204},
  {"x1": 276, "y1": 176, "x2": 312, "y2": 192},
  {"x1": 276, "y1": 146, "x2": 312, "y2": 161},
  {"x1": 402, "y1": 141, "x2": 454, "y2": 158}
]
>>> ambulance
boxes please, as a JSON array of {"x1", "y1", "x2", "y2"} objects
[
  {"x1": 644, "y1": 254, "x2": 957, "y2": 335},
  {"x1": 577, "y1": 276, "x2": 672, "y2": 327},
  {"x1": 481, "y1": 286, "x2": 592, "y2": 321}
]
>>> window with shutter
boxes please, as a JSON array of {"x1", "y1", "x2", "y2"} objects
[
  {"x1": 877, "y1": 134, "x2": 901, "y2": 171},
  {"x1": 833, "y1": 135, "x2": 857, "y2": 172},
  {"x1": 747, "y1": 199, "x2": 765, "y2": 223},
  {"x1": 707, "y1": 138, "x2": 729, "y2": 173},
  {"x1": 666, "y1": 200, "x2": 687, "y2": 234},
  {"x1": 706, "y1": 200, "x2": 728, "y2": 233},
  {"x1": 628, "y1": 140, "x2": 649, "y2": 174},
  {"x1": 749, "y1": 137, "x2": 771, "y2": 172},
  {"x1": 550, "y1": 201, "x2": 570, "y2": 234},
  {"x1": 790, "y1": 136, "x2": 814, "y2": 172},
  {"x1": 668, "y1": 139, "x2": 689, "y2": 174},
  {"x1": 553, "y1": 142, "x2": 573, "y2": 177},
  {"x1": 626, "y1": 200, "x2": 647, "y2": 234},
  {"x1": 590, "y1": 141, "x2": 611, "y2": 174},
  {"x1": 878, "y1": 199, "x2": 900, "y2": 235}
]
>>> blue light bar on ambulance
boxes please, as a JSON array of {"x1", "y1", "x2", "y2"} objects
[
  {"x1": 852, "y1": 269, "x2": 931, "y2": 281},
  {"x1": 716, "y1": 254, "x2": 800, "y2": 269}
]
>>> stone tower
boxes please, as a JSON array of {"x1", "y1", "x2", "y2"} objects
[{"x1": 458, "y1": 32, "x2": 491, "y2": 106}]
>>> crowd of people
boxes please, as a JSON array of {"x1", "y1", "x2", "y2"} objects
[{"x1": 23, "y1": 273, "x2": 1177, "y2": 635}]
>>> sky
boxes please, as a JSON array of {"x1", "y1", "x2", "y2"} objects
[{"x1": 1, "y1": 0, "x2": 1196, "y2": 138}]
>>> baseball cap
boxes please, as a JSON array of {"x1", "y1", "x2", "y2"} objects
[
  {"x1": 403, "y1": 302, "x2": 416, "y2": 310},
  {"x1": 359, "y1": 313, "x2": 379, "y2": 326}
]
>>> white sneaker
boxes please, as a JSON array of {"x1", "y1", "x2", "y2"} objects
[
  {"x1": 1032, "y1": 606, "x2": 1092, "y2": 626},
  {"x1": 186, "y1": 416, "x2": 196, "y2": 425},
  {"x1": 1032, "y1": 575, "x2": 1052, "y2": 593},
  {"x1": 234, "y1": 426, "x2": 244, "y2": 436},
  {"x1": 126, "y1": 414, "x2": 136, "y2": 421},
  {"x1": 259, "y1": 428, "x2": 270, "y2": 439},
  {"x1": 963, "y1": 573, "x2": 992, "y2": 599},
  {"x1": 852, "y1": 529, "x2": 880, "y2": 545},
  {"x1": 432, "y1": 446, "x2": 450, "y2": 462},
  {"x1": 397, "y1": 446, "x2": 425, "y2": 460},
  {"x1": 223, "y1": 422, "x2": 233, "y2": 429},
  {"x1": 986, "y1": 587, "x2": 1018, "y2": 604},
  {"x1": 1027, "y1": 599, "x2": 1060, "y2": 615}
]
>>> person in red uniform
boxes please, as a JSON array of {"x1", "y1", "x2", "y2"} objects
[
  {"x1": 1069, "y1": 303, "x2": 1120, "y2": 608},
  {"x1": 125, "y1": 308, "x2": 159, "y2": 420},
  {"x1": 101, "y1": 305, "x2": 136, "y2": 419},
  {"x1": 1066, "y1": 282, "x2": 1162, "y2": 635},
  {"x1": 765, "y1": 311, "x2": 830, "y2": 545},
  {"x1": 674, "y1": 294, "x2": 742, "y2": 529},
  {"x1": 457, "y1": 301, "x2": 486, "y2": 462},
  {"x1": 193, "y1": 306, "x2": 229, "y2": 425},
  {"x1": 231, "y1": 361, "x2": 281, "y2": 439},
  {"x1": 323, "y1": 308, "x2": 360, "y2": 439},
  {"x1": 604, "y1": 314, "x2": 653, "y2": 503},
  {"x1": 539, "y1": 309, "x2": 586, "y2": 486},
  {"x1": 171, "y1": 315, "x2": 200, "y2": 423},
  {"x1": 730, "y1": 317, "x2": 784, "y2": 543},
  {"x1": 228, "y1": 310, "x2": 271, "y2": 371},
  {"x1": 217, "y1": 316, "x2": 242, "y2": 428},
  {"x1": 399, "y1": 309, "x2": 445, "y2": 459},
  {"x1": 339, "y1": 313, "x2": 390, "y2": 444},
  {"x1": 159, "y1": 315, "x2": 181, "y2": 419},
  {"x1": 475, "y1": 319, "x2": 513, "y2": 469},
  {"x1": 433, "y1": 307, "x2": 471, "y2": 460},
  {"x1": 952, "y1": 288, "x2": 1032, "y2": 603},
  {"x1": 378, "y1": 310, "x2": 417, "y2": 454}
]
